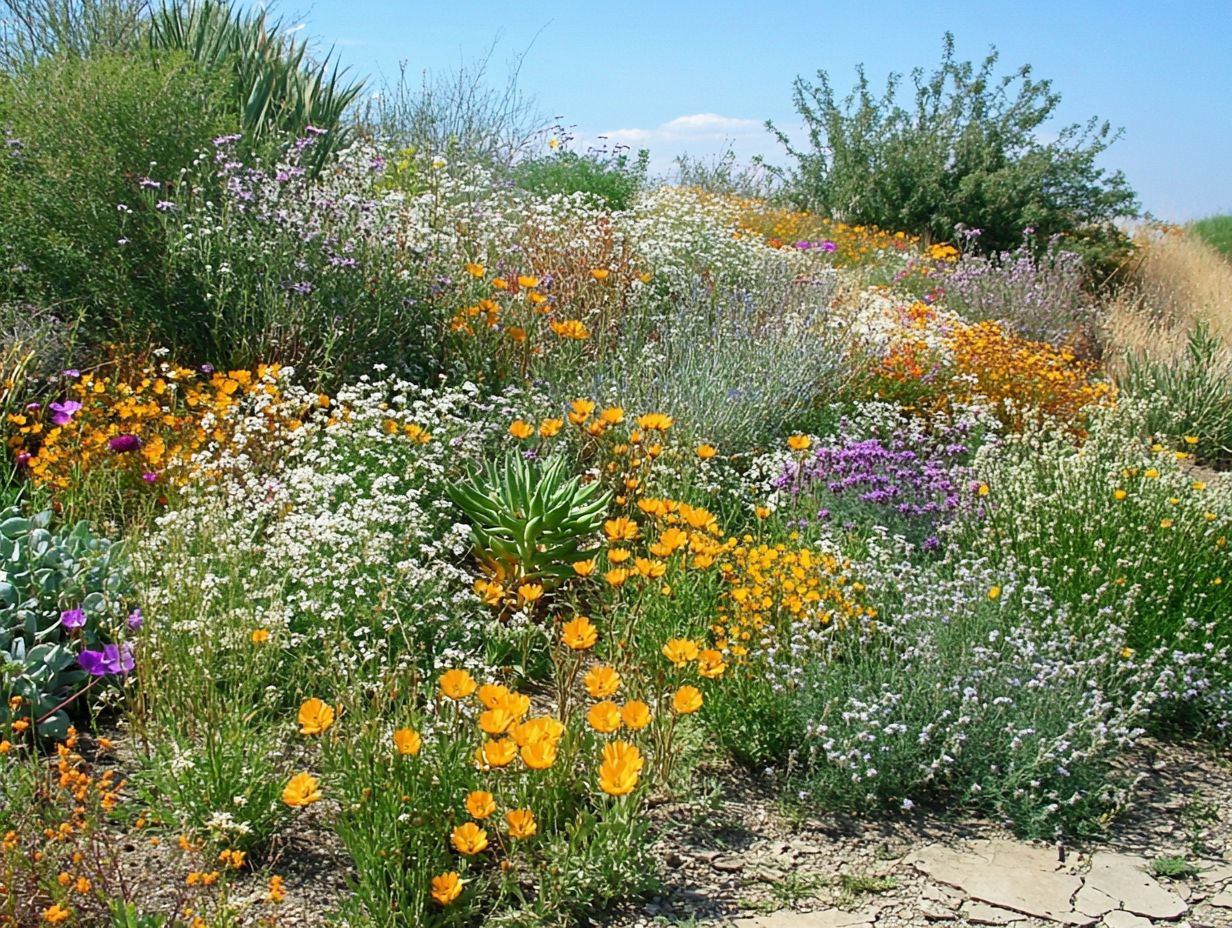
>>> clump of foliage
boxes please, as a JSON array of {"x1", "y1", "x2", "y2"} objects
[
  {"x1": 513, "y1": 143, "x2": 650, "y2": 211},
  {"x1": 0, "y1": 506, "x2": 134, "y2": 739},
  {"x1": 768, "y1": 32, "x2": 1139, "y2": 255},
  {"x1": 0, "y1": 49, "x2": 229, "y2": 344},
  {"x1": 1190, "y1": 214, "x2": 1232, "y2": 259}
]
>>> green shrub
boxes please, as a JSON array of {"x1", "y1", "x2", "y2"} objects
[
  {"x1": 0, "y1": 506, "x2": 134, "y2": 740},
  {"x1": 0, "y1": 50, "x2": 229, "y2": 347},
  {"x1": 768, "y1": 32, "x2": 1138, "y2": 255},
  {"x1": 512, "y1": 146, "x2": 649, "y2": 211},
  {"x1": 1190, "y1": 215, "x2": 1232, "y2": 259}
]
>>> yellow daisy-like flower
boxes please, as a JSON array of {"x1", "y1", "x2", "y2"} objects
[
  {"x1": 479, "y1": 738, "x2": 518, "y2": 768},
  {"x1": 587, "y1": 700, "x2": 623, "y2": 734},
  {"x1": 696, "y1": 444, "x2": 717, "y2": 459},
  {"x1": 431, "y1": 871, "x2": 463, "y2": 905},
  {"x1": 282, "y1": 772, "x2": 322, "y2": 808},
  {"x1": 621, "y1": 700, "x2": 653, "y2": 730},
  {"x1": 517, "y1": 275, "x2": 540, "y2": 289},
  {"x1": 987, "y1": 586, "x2": 1001, "y2": 600},
  {"x1": 661, "y1": 638, "x2": 700, "y2": 667},
  {"x1": 572, "y1": 558, "x2": 597, "y2": 576},
  {"x1": 450, "y1": 822, "x2": 489, "y2": 856},
  {"x1": 439, "y1": 669, "x2": 477, "y2": 700},
  {"x1": 509, "y1": 420, "x2": 535, "y2": 440},
  {"x1": 561, "y1": 616, "x2": 598, "y2": 650},
  {"x1": 672, "y1": 685, "x2": 703, "y2": 715},
  {"x1": 465, "y1": 263, "x2": 485, "y2": 278},
  {"x1": 636, "y1": 412, "x2": 673, "y2": 432},
  {"x1": 539, "y1": 418, "x2": 563, "y2": 438},
  {"x1": 1113, "y1": 488, "x2": 1127, "y2": 501},
  {"x1": 584, "y1": 665, "x2": 621, "y2": 699},
  {"x1": 392, "y1": 727, "x2": 422, "y2": 755},
  {"x1": 600, "y1": 406, "x2": 625, "y2": 424},
  {"x1": 505, "y1": 808, "x2": 537, "y2": 839},
  {"x1": 250, "y1": 629, "x2": 271, "y2": 644},
  {"x1": 520, "y1": 739, "x2": 559, "y2": 770},
  {"x1": 787, "y1": 434, "x2": 811, "y2": 451},
  {"x1": 466, "y1": 790, "x2": 497, "y2": 820},
  {"x1": 297, "y1": 698, "x2": 335, "y2": 736},
  {"x1": 590, "y1": 268, "x2": 610, "y2": 280},
  {"x1": 697, "y1": 649, "x2": 727, "y2": 679}
]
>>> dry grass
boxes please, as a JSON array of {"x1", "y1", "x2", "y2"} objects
[{"x1": 1102, "y1": 228, "x2": 1232, "y2": 372}]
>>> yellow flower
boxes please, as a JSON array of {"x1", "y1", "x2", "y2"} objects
[
  {"x1": 218, "y1": 848, "x2": 246, "y2": 869},
  {"x1": 478, "y1": 707, "x2": 517, "y2": 736},
  {"x1": 550, "y1": 319, "x2": 591, "y2": 340},
  {"x1": 517, "y1": 582, "x2": 544, "y2": 605},
  {"x1": 1184, "y1": 435, "x2": 1199, "y2": 445},
  {"x1": 520, "y1": 739, "x2": 559, "y2": 770},
  {"x1": 621, "y1": 700, "x2": 653, "y2": 730},
  {"x1": 539, "y1": 418, "x2": 563, "y2": 438},
  {"x1": 661, "y1": 638, "x2": 700, "y2": 667},
  {"x1": 787, "y1": 434, "x2": 811, "y2": 451},
  {"x1": 590, "y1": 268, "x2": 610, "y2": 280},
  {"x1": 548, "y1": 137, "x2": 559, "y2": 150},
  {"x1": 439, "y1": 669, "x2": 477, "y2": 700},
  {"x1": 584, "y1": 665, "x2": 621, "y2": 699},
  {"x1": 297, "y1": 698, "x2": 335, "y2": 736},
  {"x1": 587, "y1": 700, "x2": 623, "y2": 734},
  {"x1": 512, "y1": 716, "x2": 565, "y2": 746},
  {"x1": 600, "y1": 406, "x2": 625, "y2": 424},
  {"x1": 1120, "y1": 646, "x2": 1135, "y2": 659},
  {"x1": 517, "y1": 275, "x2": 540, "y2": 289},
  {"x1": 572, "y1": 558, "x2": 597, "y2": 576},
  {"x1": 479, "y1": 738, "x2": 518, "y2": 768},
  {"x1": 393, "y1": 728, "x2": 422, "y2": 755},
  {"x1": 597, "y1": 741, "x2": 644, "y2": 796},
  {"x1": 250, "y1": 629, "x2": 270, "y2": 644},
  {"x1": 267, "y1": 875, "x2": 286, "y2": 903},
  {"x1": 1113, "y1": 488, "x2": 1127, "y2": 501},
  {"x1": 505, "y1": 808, "x2": 537, "y2": 839},
  {"x1": 672, "y1": 685, "x2": 703, "y2": 715},
  {"x1": 42, "y1": 905, "x2": 71, "y2": 925},
  {"x1": 509, "y1": 420, "x2": 535, "y2": 440},
  {"x1": 450, "y1": 822, "x2": 489, "y2": 855},
  {"x1": 607, "y1": 547, "x2": 632, "y2": 564},
  {"x1": 605, "y1": 567, "x2": 630, "y2": 587},
  {"x1": 466, "y1": 790, "x2": 497, "y2": 820},
  {"x1": 988, "y1": 586, "x2": 1001, "y2": 600},
  {"x1": 696, "y1": 444, "x2": 717, "y2": 459},
  {"x1": 1144, "y1": 468, "x2": 1159, "y2": 479},
  {"x1": 466, "y1": 263, "x2": 485, "y2": 278},
  {"x1": 282, "y1": 772, "x2": 322, "y2": 808},
  {"x1": 636, "y1": 412, "x2": 673, "y2": 432},
  {"x1": 604, "y1": 516, "x2": 639, "y2": 541},
  {"x1": 431, "y1": 871, "x2": 464, "y2": 905},
  {"x1": 754, "y1": 506, "x2": 771, "y2": 520},
  {"x1": 1160, "y1": 518, "x2": 1174, "y2": 529},
  {"x1": 697, "y1": 649, "x2": 727, "y2": 679},
  {"x1": 561, "y1": 616, "x2": 598, "y2": 650}
]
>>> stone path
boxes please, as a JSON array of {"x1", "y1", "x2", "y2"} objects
[{"x1": 613, "y1": 739, "x2": 1232, "y2": 928}]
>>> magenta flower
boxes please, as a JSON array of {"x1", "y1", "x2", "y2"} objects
[
  {"x1": 142, "y1": 472, "x2": 158, "y2": 483},
  {"x1": 108, "y1": 434, "x2": 142, "y2": 453},
  {"x1": 78, "y1": 643, "x2": 134, "y2": 676},
  {"x1": 49, "y1": 400, "x2": 82, "y2": 426},
  {"x1": 61, "y1": 608, "x2": 86, "y2": 629},
  {"x1": 127, "y1": 608, "x2": 143, "y2": 631}
]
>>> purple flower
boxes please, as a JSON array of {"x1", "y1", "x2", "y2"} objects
[
  {"x1": 142, "y1": 472, "x2": 158, "y2": 483},
  {"x1": 213, "y1": 133, "x2": 242, "y2": 146},
  {"x1": 127, "y1": 608, "x2": 143, "y2": 631},
  {"x1": 15, "y1": 452, "x2": 30, "y2": 465},
  {"x1": 61, "y1": 608, "x2": 86, "y2": 629},
  {"x1": 79, "y1": 643, "x2": 135, "y2": 677},
  {"x1": 200, "y1": 363, "x2": 215, "y2": 374},
  {"x1": 139, "y1": 177, "x2": 161, "y2": 190},
  {"x1": 25, "y1": 402, "x2": 40, "y2": 412},
  {"x1": 108, "y1": 434, "x2": 142, "y2": 453},
  {"x1": 820, "y1": 241, "x2": 838, "y2": 253},
  {"x1": 304, "y1": 125, "x2": 327, "y2": 137},
  {"x1": 155, "y1": 200, "x2": 177, "y2": 212},
  {"x1": 49, "y1": 400, "x2": 82, "y2": 426},
  {"x1": 62, "y1": 369, "x2": 80, "y2": 379}
]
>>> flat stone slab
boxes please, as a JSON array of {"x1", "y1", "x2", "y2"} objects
[
  {"x1": 1208, "y1": 890, "x2": 1232, "y2": 908},
  {"x1": 909, "y1": 841, "x2": 1084, "y2": 922},
  {"x1": 734, "y1": 909, "x2": 876, "y2": 928},
  {"x1": 1099, "y1": 911, "x2": 1153, "y2": 928},
  {"x1": 1084, "y1": 852, "x2": 1188, "y2": 920}
]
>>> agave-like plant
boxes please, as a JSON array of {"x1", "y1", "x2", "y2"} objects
[
  {"x1": 448, "y1": 454, "x2": 610, "y2": 590},
  {"x1": 147, "y1": 0, "x2": 363, "y2": 168}
]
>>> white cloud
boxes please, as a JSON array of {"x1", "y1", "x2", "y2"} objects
[{"x1": 582, "y1": 113, "x2": 795, "y2": 180}]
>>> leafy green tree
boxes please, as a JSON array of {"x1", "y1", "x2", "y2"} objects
[{"x1": 767, "y1": 33, "x2": 1138, "y2": 253}]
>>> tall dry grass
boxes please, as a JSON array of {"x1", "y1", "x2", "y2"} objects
[{"x1": 1102, "y1": 227, "x2": 1232, "y2": 368}]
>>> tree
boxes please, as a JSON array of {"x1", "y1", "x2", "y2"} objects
[{"x1": 767, "y1": 33, "x2": 1139, "y2": 253}]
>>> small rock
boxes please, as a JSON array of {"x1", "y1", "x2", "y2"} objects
[
  {"x1": 713, "y1": 856, "x2": 745, "y2": 873},
  {"x1": 919, "y1": 901, "x2": 957, "y2": 921},
  {"x1": 960, "y1": 901, "x2": 1025, "y2": 925},
  {"x1": 1209, "y1": 890, "x2": 1232, "y2": 908},
  {"x1": 1100, "y1": 912, "x2": 1153, "y2": 928}
]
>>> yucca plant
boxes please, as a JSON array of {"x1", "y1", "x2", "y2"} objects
[
  {"x1": 448, "y1": 453, "x2": 610, "y2": 591},
  {"x1": 147, "y1": 0, "x2": 363, "y2": 168}
]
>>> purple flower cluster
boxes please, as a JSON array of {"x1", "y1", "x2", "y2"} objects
[{"x1": 775, "y1": 430, "x2": 977, "y2": 547}]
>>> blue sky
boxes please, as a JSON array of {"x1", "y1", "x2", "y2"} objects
[{"x1": 283, "y1": 0, "x2": 1231, "y2": 221}]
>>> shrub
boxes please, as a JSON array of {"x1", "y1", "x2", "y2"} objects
[
  {"x1": 147, "y1": 0, "x2": 364, "y2": 171},
  {"x1": 512, "y1": 145, "x2": 650, "y2": 212},
  {"x1": 768, "y1": 32, "x2": 1138, "y2": 255},
  {"x1": 1190, "y1": 215, "x2": 1232, "y2": 259},
  {"x1": 0, "y1": 50, "x2": 229, "y2": 346}
]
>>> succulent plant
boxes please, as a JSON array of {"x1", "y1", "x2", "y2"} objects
[
  {"x1": 0, "y1": 507, "x2": 133, "y2": 739},
  {"x1": 448, "y1": 454, "x2": 610, "y2": 589}
]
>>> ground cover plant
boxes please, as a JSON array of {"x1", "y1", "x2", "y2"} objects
[{"x1": 2, "y1": 6, "x2": 1230, "y2": 926}]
